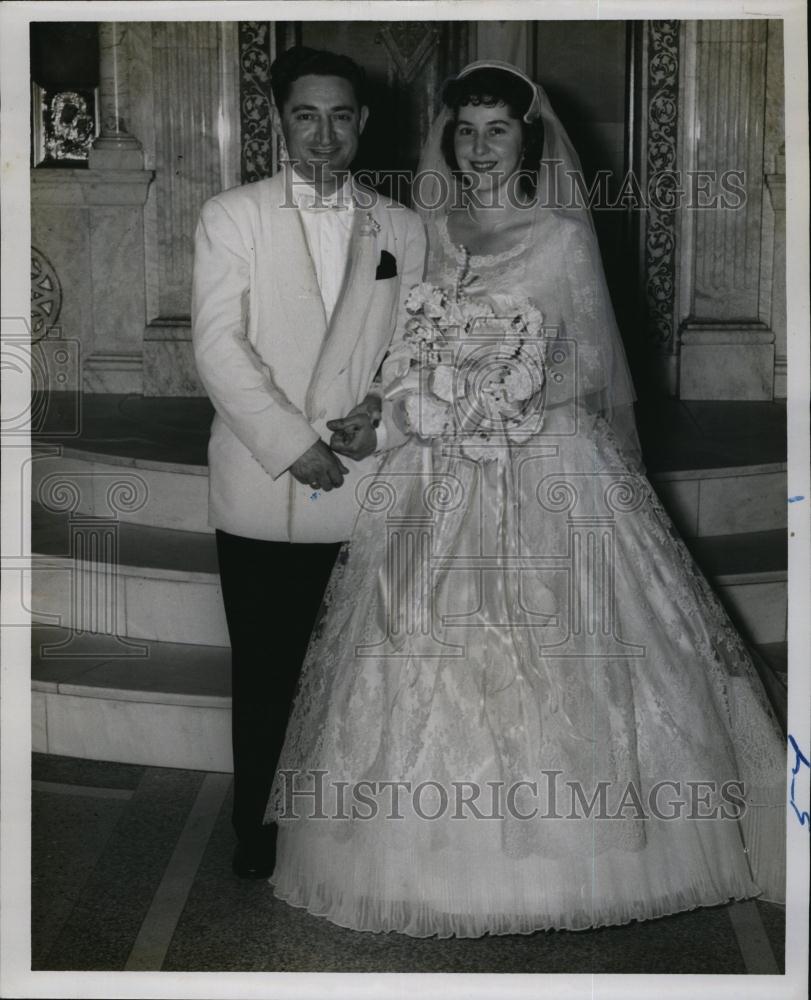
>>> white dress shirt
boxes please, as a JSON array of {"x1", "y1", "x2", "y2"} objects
[
  {"x1": 292, "y1": 173, "x2": 388, "y2": 450},
  {"x1": 292, "y1": 175, "x2": 355, "y2": 323}
]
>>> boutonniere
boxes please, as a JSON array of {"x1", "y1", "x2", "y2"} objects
[{"x1": 360, "y1": 212, "x2": 381, "y2": 237}]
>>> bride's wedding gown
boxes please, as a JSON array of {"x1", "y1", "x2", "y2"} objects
[{"x1": 266, "y1": 209, "x2": 786, "y2": 938}]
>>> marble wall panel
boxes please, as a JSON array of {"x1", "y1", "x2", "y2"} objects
[
  {"x1": 143, "y1": 334, "x2": 206, "y2": 397},
  {"x1": 680, "y1": 337, "x2": 774, "y2": 400},
  {"x1": 89, "y1": 205, "x2": 146, "y2": 352}
]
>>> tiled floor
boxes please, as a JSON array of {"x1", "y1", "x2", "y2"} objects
[{"x1": 31, "y1": 752, "x2": 786, "y2": 975}]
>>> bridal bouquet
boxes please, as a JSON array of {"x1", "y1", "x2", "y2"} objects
[{"x1": 393, "y1": 258, "x2": 548, "y2": 458}]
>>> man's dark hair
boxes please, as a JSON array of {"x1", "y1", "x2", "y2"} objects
[
  {"x1": 440, "y1": 68, "x2": 545, "y2": 197},
  {"x1": 270, "y1": 46, "x2": 367, "y2": 112}
]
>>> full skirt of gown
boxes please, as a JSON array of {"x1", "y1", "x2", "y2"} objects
[{"x1": 265, "y1": 412, "x2": 786, "y2": 938}]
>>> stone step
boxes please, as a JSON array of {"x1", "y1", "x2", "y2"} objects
[
  {"x1": 31, "y1": 626, "x2": 231, "y2": 771},
  {"x1": 686, "y1": 530, "x2": 787, "y2": 645},
  {"x1": 31, "y1": 503, "x2": 787, "y2": 648},
  {"x1": 650, "y1": 462, "x2": 787, "y2": 539},
  {"x1": 32, "y1": 445, "x2": 787, "y2": 539},
  {"x1": 32, "y1": 446, "x2": 212, "y2": 533},
  {"x1": 30, "y1": 625, "x2": 788, "y2": 773},
  {"x1": 31, "y1": 502, "x2": 226, "y2": 647}
]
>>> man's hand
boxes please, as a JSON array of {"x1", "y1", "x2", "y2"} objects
[
  {"x1": 327, "y1": 394, "x2": 381, "y2": 462},
  {"x1": 327, "y1": 410, "x2": 378, "y2": 461},
  {"x1": 288, "y1": 440, "x2": 349, "y2": 492}
]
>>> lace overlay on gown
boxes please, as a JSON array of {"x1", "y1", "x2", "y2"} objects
[{"x1": 266, "y1": 210, "x2": 786, "y2": 938}]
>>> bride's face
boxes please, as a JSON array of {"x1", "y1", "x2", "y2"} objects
[{"x1": 453, "y1": 102, "x2": 524, "y2": 195}]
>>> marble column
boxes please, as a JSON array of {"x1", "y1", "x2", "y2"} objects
[
  {"x1": 765, "y1": 147, "x2": 786, "y2": 398},
  {"x1": 141, "y1": 22, "x2": 238, "y2": 395},
  {"x1": 678, "y1": 20, "x2": 775, "y2": 399},
  {"x1": 89, "y1": 23, "x2": 144, "y2": 170}
]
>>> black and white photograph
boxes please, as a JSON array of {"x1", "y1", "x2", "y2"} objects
[{"x1": 1, "y1": 2, "x2": 809, "y2": 998}]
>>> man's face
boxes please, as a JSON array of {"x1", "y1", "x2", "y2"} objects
[{"x1": 275, "y1": 74, "x2": 369, "y2": 191}]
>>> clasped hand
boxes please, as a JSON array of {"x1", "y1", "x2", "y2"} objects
[
  {"x1": 327, "y1": 394, "x2": 380, "y2": 462},
  {"x1": 288, "y1": 397, "x2": 380, "y2": 491},
  {"x1": 288, "y1": 440, "x2": 349, "y2": 492}
]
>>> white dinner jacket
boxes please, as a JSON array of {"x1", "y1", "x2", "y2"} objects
[{"x1": 192, "y1": 169, "x2": 426, "y2": 542}]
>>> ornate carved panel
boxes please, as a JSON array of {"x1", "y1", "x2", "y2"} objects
[
  {"x1": 375, "y1": 23, "x2": 440, "y2": 82},
  {"x1": 644, "y1": 20, "x2": 680, "y2": 348},
  {"x1": 31, "y1": 246, "x2": 62, "y2": 341},
  {"x1": 238, "y1": 22, "x2": 274, "y2": 183}
]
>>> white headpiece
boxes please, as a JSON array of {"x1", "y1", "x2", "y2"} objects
[{"x1": 454, "y1": 59, "x2": 543, "y2": 122}]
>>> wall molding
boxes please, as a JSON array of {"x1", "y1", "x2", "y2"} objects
[{"x1": 84, "y1": 352, "x2": 143, "y2": 394}]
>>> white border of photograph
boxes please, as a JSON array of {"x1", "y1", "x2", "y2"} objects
[{"x1": 2, "y1": 2, "x2": 808, "y2": 999}]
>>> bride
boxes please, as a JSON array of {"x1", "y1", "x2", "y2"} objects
[{"x1": 265, "y1": 60, "x2": 786, "y2": 938}]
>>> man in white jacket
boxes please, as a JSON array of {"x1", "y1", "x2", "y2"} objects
[{"x1": 192, "y1": 46, "x2": 425, "y2": 878}]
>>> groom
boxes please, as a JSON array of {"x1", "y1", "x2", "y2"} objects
[{"x1": 192, "y1": 46, "x2": 425, "y2": 877}]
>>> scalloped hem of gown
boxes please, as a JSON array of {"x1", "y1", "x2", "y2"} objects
[
  {"x1": 268, "y1": 875, "x2": 767, "y2": 939},
  {"x1": 267, "y1": 817, "x2": 780, "y2": 939}
]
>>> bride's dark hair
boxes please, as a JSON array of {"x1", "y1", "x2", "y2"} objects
[{"x1": 440, "y1": 68, "x2": 545, "y2": 197}]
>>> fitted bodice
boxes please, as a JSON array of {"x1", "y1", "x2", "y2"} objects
[{"x1": 427, "y1": 210, "x2": 567, "y2": 322}]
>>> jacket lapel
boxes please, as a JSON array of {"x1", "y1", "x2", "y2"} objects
[{"x1": 304, "y1": 199, "x2": 380, "y2": 419}]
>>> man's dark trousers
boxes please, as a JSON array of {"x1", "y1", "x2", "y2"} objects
[{"x1": 215, "y1": 529, "x2": 341, "y2": 851}]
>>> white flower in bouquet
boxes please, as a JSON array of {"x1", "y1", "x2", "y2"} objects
[
  {"x1": 520, "y1": 302, "x2": 544, "y2": 338},
  {"x1": 488, "y1": 293, "x2": 520, "y2": 316},
  {"x1": 403, "y1": 316, "x2": 439, "y2": 346},
  {"x1": 503, "y1": 358, "x2": 541, "y2": 402},
  {"x1": 468, "y1": 316, "x2": 513, "y2": 340},
  {"x1": 405, "y1": 283, "x2": 446, "y2": 319},
  {"x1": 430, "y1": 364, "x2": 461, "y2": 402},
  {"x1": 404, "y1": 393, "x2": 453, "y2": 439}
]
